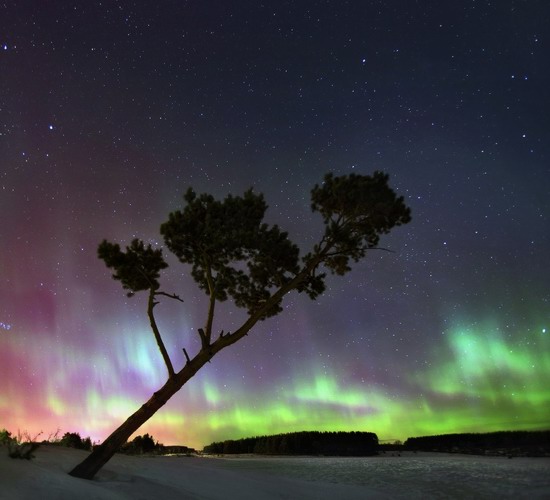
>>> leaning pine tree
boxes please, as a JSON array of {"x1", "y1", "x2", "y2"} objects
[{"x1": 69, "y1": 172, "x2": 411, "y2": 479}]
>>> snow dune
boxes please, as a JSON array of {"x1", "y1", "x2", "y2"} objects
[
  {"x1": 1, "y1": 445, "x2": 549, "y2": 499},
  {"x1": 0, "y1": 445, "x2": 382, "y2": 499}
]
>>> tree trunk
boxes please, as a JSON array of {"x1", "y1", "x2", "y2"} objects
[
  {"x1": 68, "y1": 276, "x2": 303, "y2": 479},
  {"x1": 68, "y1": 351, "x2": 210, "y2": 480}
]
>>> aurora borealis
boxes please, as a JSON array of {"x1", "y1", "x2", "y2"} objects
[{"x1": 1, "y1": 2, "x2": 549, "y2": 450}]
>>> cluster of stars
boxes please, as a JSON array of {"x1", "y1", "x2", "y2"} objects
[{"x1": 0, "y1": 1, "x2": 548, "y2": 448}]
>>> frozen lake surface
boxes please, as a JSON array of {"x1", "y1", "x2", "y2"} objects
[{"x1": 214, "y1": 452, "x2": 550, "y2": 499}]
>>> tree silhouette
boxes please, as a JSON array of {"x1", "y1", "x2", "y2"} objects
[{"x1": 69, "y1": 171, "x2": 411, "y2": 479}]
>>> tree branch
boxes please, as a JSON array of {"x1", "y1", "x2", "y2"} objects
[
  {"x1": 155, "y1": 291, "x2": 184, "y2": 302},
  {"x1": 323, "y1": 246, "x2": 395, "y2": 258},
  {"x1": 147, "y1": 288, "x2": 175, "y2": 378},
  {"x1": 209, "y1": 256, "x2": 321, "y2": 357},
  {"x1": 364, "y1": 246, "x2": 394, "y2": 253},
  {"x1": 182, "y1": 348, "x2": 191, "y2": 364},
  {"x1": 183, "y1": 220, "x2": 397, "y2": 380},
  {"x1": 197, "y1": 328, "x2": 209, "y2": 350},
  {"x1": 202, "y1": 256, "x2": 216, "y2": 347}
]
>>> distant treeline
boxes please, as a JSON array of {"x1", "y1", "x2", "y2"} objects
[
  {"x1": 404, "y1": 430, "x2": 550, "y2": 456},
  {"x1": 203, "y1": 431, "x2": 378, "y2": 456},
  {"x1": 119, "y1": 434, "x2": 196, "y2": 455}
]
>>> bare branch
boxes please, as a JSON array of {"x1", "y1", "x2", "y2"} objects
[
  {"x1": 365, "y1": 246, "x2": 394, "y2": 253},
  {"x1": 202, "y1": 256, "x2": 216, "y2": 345},
  {"x1": 197, "y1": 328, "x2": 209, "y2": 350},
  {"x1": 147, "y1": 288, "x2": 175, "y2": 378},
  {"x1": 323, "y1": 246, "x2": 395, "y2": 259},
  {"x1": 182, "y1": 348, "x2": 191, "y2": 364},
  {"x1": 155, "y1": 291, "x2": 184, "y2": 302}
]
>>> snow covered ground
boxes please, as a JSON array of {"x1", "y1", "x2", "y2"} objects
[{"x1": 1, "y1": 445, "x2": 549, "y2": 499}]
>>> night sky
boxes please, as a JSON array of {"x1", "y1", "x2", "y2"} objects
[{"x1": 1, "y1": 1, "x2": 549, "y2": 449}]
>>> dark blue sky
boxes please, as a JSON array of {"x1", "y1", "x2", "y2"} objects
[{"x1": 1, "y1": 1, "x2": 549, "y2": 447}]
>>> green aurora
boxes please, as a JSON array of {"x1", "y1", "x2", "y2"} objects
[{"x1": 170, "y1": 322, "x2": 550, "y2": 446}]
